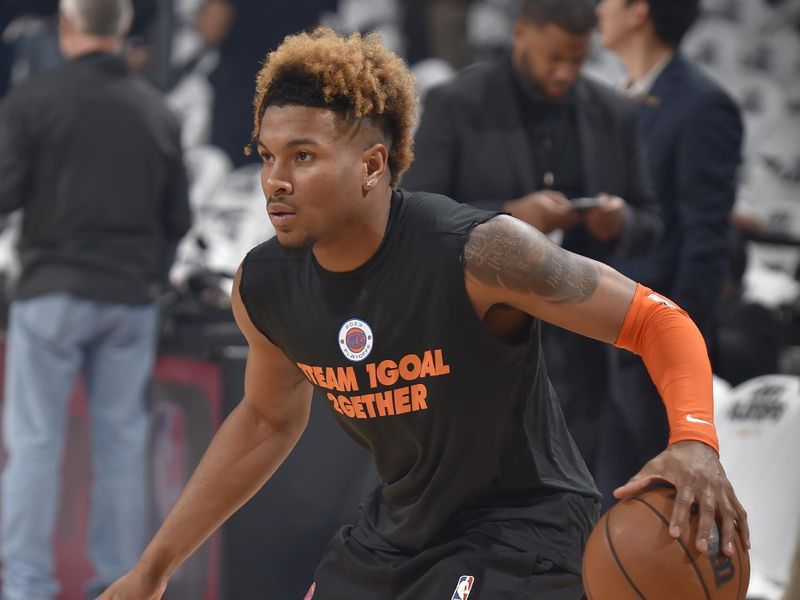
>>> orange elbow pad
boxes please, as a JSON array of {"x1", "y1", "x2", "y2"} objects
[{"x1": 614, "y1": 283, "x2": 719, "y2": 452}]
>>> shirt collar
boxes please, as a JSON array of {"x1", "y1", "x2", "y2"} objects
[
  {"x1": 73, "y1": 51, "x2": 129, "y2": 74},
  {"x1": 618, "y1": 54, "x2": 671, "y2": 100}
]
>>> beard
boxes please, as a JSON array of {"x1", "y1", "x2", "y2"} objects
[
  {"x1": 513, "y1": 53, "x2": 544, "y2": 96},
  {"x1": 275, "y1": 232, "x2": 317, "y2": 258},
  {"x1": 513, "y1": 53, "x2": 570, "y2": 103}
]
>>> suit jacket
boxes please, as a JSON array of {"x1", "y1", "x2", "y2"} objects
[
  {"x1": 404, "y1": 57, "x2": 661, "y2": 263},
  {"x1": 598, "y1": 55, "x2": 744, "y2": 498},
  {"x1": 614, "y1": 53, "x2": 743, "y2": 332}
]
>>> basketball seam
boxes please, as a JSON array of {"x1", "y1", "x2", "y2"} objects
[
  {"x1": 632, "y1": 497, "x2": 712, "y2": 600},
  {"x1": 605, "y1": 507, "x2": 648, "y2": 600}
]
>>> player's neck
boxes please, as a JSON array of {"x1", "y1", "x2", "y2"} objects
[{"x1": 312, "y1": 187, "x2": 393, "y2": 273}]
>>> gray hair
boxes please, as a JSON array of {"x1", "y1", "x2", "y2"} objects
[{"x1": 60, "y1": 0, "x2": 133, "y2": 37}]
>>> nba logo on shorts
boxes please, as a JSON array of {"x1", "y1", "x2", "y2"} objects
[
  {"x1": 303, "y1": 582, "x2": 315, "y2": 599},
  {"x1": 451, "y1": 575, "x2": 474, "y2": 600}
]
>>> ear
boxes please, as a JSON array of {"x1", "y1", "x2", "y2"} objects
[
  {"x1": 629, "y1": 0, "x2": 651, "y2": 27},
  {"x1": 58, "y1": 11, "x2": 73, "y2": 34},
  {"x1": 512, "y1": 19, "x2": 530, "y2": 55},
  {"x1": 362, "y1": 143, "x2": 389, "y2": 190},
  {"x1": 58, "y1": 11, "x2": 76, "y2": 56}
]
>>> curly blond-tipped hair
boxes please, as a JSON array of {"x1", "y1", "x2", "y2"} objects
[{"x1": 250, "y1": 27, "x2": 416, "y2": 187}]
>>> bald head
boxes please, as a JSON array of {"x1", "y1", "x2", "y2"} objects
[{"x1": 60, "y1": 0, "x2": 133, "y2": 38}]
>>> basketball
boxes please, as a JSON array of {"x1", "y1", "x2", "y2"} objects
[{"x1": 583, "y1": 484, "x2": 750, "y2": 600}]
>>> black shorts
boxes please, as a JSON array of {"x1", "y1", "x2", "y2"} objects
[{"x1": 309, "y1": 524, "x2": 586, "y2": 600}]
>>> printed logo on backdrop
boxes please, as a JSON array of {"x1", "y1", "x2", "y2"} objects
[
  {"x1": 338, "y1": 318, "x2": 374, "y2": 362},
  {"x1": 741, "y1": 43, "x2": 774, "y2": 74},
  {"x1": 728, "y1": 383, "x2": 788, "y2": 422},
  {"x1": 451, "y1": 575, "x2": 475, "y2": 600},
  {"x1": 761, "y1": 155, "x2": 800, "y2": 186},
  {"x1": 788, "y1": 96, "x2": 800, "y2": 118}
]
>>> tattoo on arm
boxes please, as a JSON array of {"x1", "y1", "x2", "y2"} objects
[{"x1": 463, "y1": 218, "x2": 599, "y2": 303}]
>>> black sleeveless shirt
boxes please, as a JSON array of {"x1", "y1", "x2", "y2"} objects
[{"x1": 240, "y1": 190, "x2": 599, "y2": 572}]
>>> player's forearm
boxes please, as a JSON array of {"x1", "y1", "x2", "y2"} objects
[
  {"x1": 135, "y1": 400, "x2": 307, "y2": 580},
  {"x1": 614, "y1": 283, "x2": 718, "y2": 451}
]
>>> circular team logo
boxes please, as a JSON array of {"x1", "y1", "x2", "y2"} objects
[{"x1": 338, "y1": 318, "x2": 374, "y2": 362}]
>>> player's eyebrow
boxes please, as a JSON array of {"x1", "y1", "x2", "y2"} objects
[
  {"x1": 257, "y1": 138, "x2": 320, "y2": 151},
  {"x1": 285, "y1": 138, "x2": 319, "y2": 147}
]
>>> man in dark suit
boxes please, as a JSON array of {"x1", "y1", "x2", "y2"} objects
[
  {"x1": 595, "y1": 0, "x2": 743, "y2": 509},
  {"x1": 404, "y1": 0, "x2": 661, "y2": 477}
]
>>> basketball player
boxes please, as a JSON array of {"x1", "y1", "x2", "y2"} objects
[{"x1": 99, "y1": 28, "x2": 749, "y2": 600}]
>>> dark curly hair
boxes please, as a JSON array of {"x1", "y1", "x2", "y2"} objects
[
  {"x1": 248, "y1": 27, "x2": 416, "y2": 187},
  {"x1": 631, "y1": 0, "x2": 700, "y2": 47},
  {"x1": 519, "y1": 0, "x2": 597, "y2": 35}
]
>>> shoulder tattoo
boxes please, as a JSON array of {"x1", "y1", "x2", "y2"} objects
[{"x1": 463, "y1": 217, "x2": 599, "y2": 303}]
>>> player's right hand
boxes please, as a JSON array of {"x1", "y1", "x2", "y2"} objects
[{"x1": 614, "y1": 440, "x2": 750, "y2": 558}]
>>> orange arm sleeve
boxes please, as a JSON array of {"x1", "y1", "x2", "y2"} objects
[{"x1": 614, "y1": 283, "x2": 719, "y2": 452}]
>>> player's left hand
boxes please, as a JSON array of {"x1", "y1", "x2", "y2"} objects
[
  {"x1": 583, "y1": 193, "x2": 627, "y2": 241},
  {"x1": 613, "y1": 440, "x2": 750, "y2": 558}
]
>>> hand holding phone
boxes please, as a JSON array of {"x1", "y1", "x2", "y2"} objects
[
  {"x1": 570, "y1": 196, "x2": 603, "y2": 211},
  {"x1": 581, "y1": 194, "x2": 628, "y2": 242}
]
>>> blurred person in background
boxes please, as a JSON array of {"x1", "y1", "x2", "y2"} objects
[
  {"x1": 0, "y1": 0, "x2": 191, "y2": 598},
  {"x1": 0, "y1": 0, "x2": 159, "y2": 88},
  {"x1": 1, "y1": 1, "x2": 60, "y2": 96},
  {"x1": 404, "y1": 0, "x2": 661, "y2": 478},
  {"x1": 1, "y1": 5, "x2": 14, "y2": 97},
  {"x1": 595, "y1": 0, "x2": 743, "y2": 510},
  {"x1": 196, "y1": 0, "x2": 339, "y2": 167},
  {"x1": 400, "y1": 0, "x2": 475, "y2": 69},
  {"x1": 0, "y1": 1, "x2": 66, "y2": 87}
]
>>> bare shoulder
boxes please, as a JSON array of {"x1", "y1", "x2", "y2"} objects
[
  {"x1": 463, "y1": 215, "x2": 599, "y2": 304},
  {"x1": 232, "y1": 264, "x2": 311, "y2": 397}
]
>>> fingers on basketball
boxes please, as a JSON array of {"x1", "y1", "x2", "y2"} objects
[{"x1": 583, "y1": 483, "x2": 750, "y2": 600}]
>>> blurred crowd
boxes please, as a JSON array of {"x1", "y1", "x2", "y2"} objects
[{"x1": 0, "y1": 0, "x2": 799, "y2": 599}]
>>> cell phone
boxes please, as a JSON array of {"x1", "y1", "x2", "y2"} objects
[{"x1": 570, "y1": 196, "x2": 603, "y2": 211}]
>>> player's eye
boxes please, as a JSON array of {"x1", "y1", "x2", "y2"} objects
[{"x1": 297, "y1": 151, "x2": 313, "y2": 162}]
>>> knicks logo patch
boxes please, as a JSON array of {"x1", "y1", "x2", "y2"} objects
[
  {"x1": 338, "y1": 318, "x2": 374, "y2": 362},
  {"x1": 451, "y1": 575, "x2": 475, "y2": 600}
]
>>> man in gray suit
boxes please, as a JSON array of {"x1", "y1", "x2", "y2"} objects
[{"x1": 404, "y1": 0, "x2": 661, "y2": 477}]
